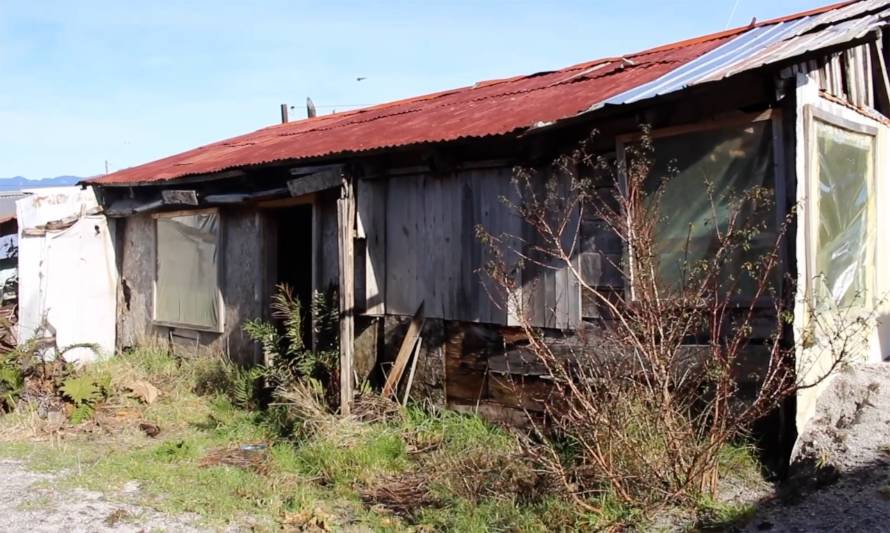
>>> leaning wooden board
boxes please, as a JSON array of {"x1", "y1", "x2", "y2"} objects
[{"x1": 382, "y1": 302, "x2": 425, "y2": 398}]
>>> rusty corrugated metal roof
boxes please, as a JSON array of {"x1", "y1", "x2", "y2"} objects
[
  {"x1": 602, "y1": 0, "x2": 890, "y2": 106},
  {"x1": 90, "y1": 0, "x2": 865, "y2": 186}
]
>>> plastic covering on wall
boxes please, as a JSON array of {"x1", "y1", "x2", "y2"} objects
[
  {"x1": 813, "y1": 121, "x2": 873, "y2": 307},
  {"x1": 646, "y1": 119, "x2": 775, "y2": 293},
  {"x1": 155, "y1": 212, "x2": 220, "y2": 330},
  {"x1": 16, "y1": 187, "x2": 117, "y2": 363}
]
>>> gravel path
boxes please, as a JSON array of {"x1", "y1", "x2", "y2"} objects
[
  {"x1": 0, "y1": 460, "x2": 206, "y2": 533},
  {"x1": 744, "y1": 362, "x2": 890, "y2": 533}
]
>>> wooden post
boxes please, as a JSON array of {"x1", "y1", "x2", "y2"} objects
[{"x1": 337, "y1": 172, "x2": 356, "y2": 415}]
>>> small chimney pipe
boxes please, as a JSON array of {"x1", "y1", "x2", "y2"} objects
[{"x1": 280, "y1": 104, "x2": 289, "y2": 124}]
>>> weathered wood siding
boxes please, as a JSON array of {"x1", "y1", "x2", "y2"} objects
[
  {"x1": 115, "y1": 208, "x2": 266, "y2": 362},
  {"x1": 359, "y1": 167, "x2": 582, "y2": 328}
]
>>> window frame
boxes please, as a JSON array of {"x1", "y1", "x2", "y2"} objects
[
  {"x1": 151, "y1": 207, "x2": 225, "y2": 333},
  {"x1": 803, "y1": 104, "x2": 879, "y2": 310},
  {"x1": 615, "y1": 110, "x2": 786, "y2": 305}
]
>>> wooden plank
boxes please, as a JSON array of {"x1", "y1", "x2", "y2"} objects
[
  {"x1": 382, "y1": 302, "x2": 425, "y2": 398},
  {"x1": 439, "y1": 173, "x2": 456, "y2": 320},
  {"x1": 401, "y1": 336, "x2": 423, "y2": 406},
  {"x1": 869, "y1": 37, "x2": 890, "y2": 114},
  {"x1": 337, "y1": 175, "x2": 356, "y2": 415},
  {"x1": 423, "y1": 174, "x2": 445, "y2": 318},
  {"x1": 458, "y1": 177, "x2": 475, "y2": 321},
  {"x1": 477, "y1": 171, "x2": 496, "y2": 324},
  {"x1": 357, "y1": 178, "x2": 387, "y2": 315},
  {"x1": 384, "y1": 176, "x2": 413, "y2": 315},
  {"x1": 288, "y1": 168, "x2": 343, "y2": 198}
]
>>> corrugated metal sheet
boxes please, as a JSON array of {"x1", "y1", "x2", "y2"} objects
[
  {"x1": 91, "y1": 0, "x2": 875, "y2": 186},
  {"x1": 601, "y1": 0, "x2": 890, "y2": 108}
]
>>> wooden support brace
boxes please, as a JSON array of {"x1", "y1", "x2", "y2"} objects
[
  {"x1": 869, "y1": 35, "x2": 890, "y2": 115},
  {"x1": 337, "y1": 172, "x2": 356, "y2": 415},
  {"x1": 401, "y1": 336, "x2": 422, "y2": 406},
  {"x1": 382, "y1": 302, "x2": 425, "y2": 398}
]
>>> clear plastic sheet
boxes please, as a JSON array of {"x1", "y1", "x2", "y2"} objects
[
  {"x1": 813, "y1": 120, "x2": 873, "y2": 307},
  {"x1": 155, "y1": 212, "x2": 220, "y2": 329},
  {"x1": 646, "y1": 121, "x2": 775, "y2": 293}
]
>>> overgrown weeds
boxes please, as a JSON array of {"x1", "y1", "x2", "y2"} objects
[{"x1": 0, "y1": 340, "x2": 768, "y2": 530}]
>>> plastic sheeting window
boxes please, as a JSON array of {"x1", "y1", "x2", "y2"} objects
[
  {"x1": 645, "y1": 120, "x2": 776, "y2": 295},
  {"x1": 813, "y1": 120, "x2": 874, "y2": 307},
  {"x1": 155, "y1": 211, "x2": 221, "y2": 330}
]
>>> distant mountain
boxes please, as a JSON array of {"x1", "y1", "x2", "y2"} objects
[{"x1": 0, "y1": 176, "x2": 82, "y2": 192}]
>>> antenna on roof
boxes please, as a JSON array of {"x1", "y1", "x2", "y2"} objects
[
  {"x1": 280, "y1": 103, "x2": 289, "y2": 124},
  {"x1": 724, "y1": 0, "x2": 742, "y2": 29},
  {"x1": 307, "y1": 97, "x2": 317, "y2": 118}
]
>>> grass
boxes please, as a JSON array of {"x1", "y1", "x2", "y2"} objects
[{"x1": 0, "y1": 345, "x2": 769, "y2": 531}]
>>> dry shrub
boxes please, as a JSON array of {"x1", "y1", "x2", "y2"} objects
[
  {"x1": 478, "y1": 129, "x2": 873, "y2": 513},
  {"x1": 273, "y1": 380, "x2": 341, "y2": 437}
]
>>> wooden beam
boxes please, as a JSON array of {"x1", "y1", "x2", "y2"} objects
[
  {"x1": 401, "y1": 336, "x2": 422, "y2": 406},
  {"x1": 288, "y1": 168, "x2": 343, "y2": 198},
  {"x1": 161, "y1": 190, "x2": 198, "y2": 206},
  {"x1": 337, "y1": 171, "x2": 356, "y2": 415},
  {"x1": 869, "y1": 36, "x2": 890, "y2": 115},
  {"x1": 382, "y1": 302, "x2": 425, "y2": 398}
]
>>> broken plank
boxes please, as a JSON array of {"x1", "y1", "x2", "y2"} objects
[
  {"x1": 382, "y1": 302, "x2": 425, "y2": 398},
  {"x1": 401, "y1": 336, "x2": 423, "y2": 406}
]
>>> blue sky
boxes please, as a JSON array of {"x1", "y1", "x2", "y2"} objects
[{"x1": 1, "y1": 0, "x2": 830, "y2": 179}]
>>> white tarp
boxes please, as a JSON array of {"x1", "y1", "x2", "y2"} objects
[{"x1": 16, "y1": 187, "x2": 117, "y2": 363}]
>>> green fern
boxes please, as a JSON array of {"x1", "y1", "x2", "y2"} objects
[
  {"x1": 271, "y1": 283, "x2": 304, "y2": 354},
  {"x1": 310, "y1": 287, "x2": 339, "y2": 351},
  {"x1": 243, "y1": 319, "x2": 280, "y2": 361},
  {"x1": 0, "y1": 362, "x2": 24, "y2": 412},
  {"x1": 241, "y1": 284, "x2": 342, "y2": 410},
  {"x1": 61, "y1": 375, "x2": 102, "y2": 406},
  {"x1": 229, "y1": 365, "x2": 264, "y2": 410},
  {"x1": 60, "y1": 374, "x2": 110, "y2": 423},
  {"x1": 69, "y1": 403, "x2": 95, "y2": 424}
]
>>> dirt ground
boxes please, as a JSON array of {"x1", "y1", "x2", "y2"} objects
[
  {"x1": 743, "y1": 362, "x2": 890, "y2": 533},
  {"x1": 0, "y1": 459, "x2": 206, "y2": 533}
]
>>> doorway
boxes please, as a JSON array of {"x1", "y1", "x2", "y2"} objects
[{"x1": 270, "y1": 204, "x2": 314, "y2": 346}]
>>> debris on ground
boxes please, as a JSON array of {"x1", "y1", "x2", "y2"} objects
[
  {"x1": 124, "y1": 380, "x2": 159, "y2": 405},
  {"x1": 199, "y1": 444, "x2": 269, "y2": 475},
  {"x1": 138, "y1": 422, "x2": 160, "y2": 438},
  {"x1": 358, "y1": 471, "x2": 439, "y2": 518}
]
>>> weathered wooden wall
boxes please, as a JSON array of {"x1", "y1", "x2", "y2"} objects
[
  {"x1": 358, "y1": 167, "x2": 584, "y2": 329},
  {"x1": 115, "y1": 208, "x2": 267, "y2": 362}
]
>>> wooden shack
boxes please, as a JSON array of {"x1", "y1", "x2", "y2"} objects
[{"x1": 85, "y1": 0, "x2": 890, "y2": 429}]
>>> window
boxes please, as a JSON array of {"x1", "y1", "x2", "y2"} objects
[
  {"x1": 623, "y1": 115, "x2": 778, "y2": 296},
  {"x1": 154, "y1": 210, "x2": 222, "y2": 331},
  {"x1": 809, "y1": 114, "x2": 875, "y2": 307}
]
